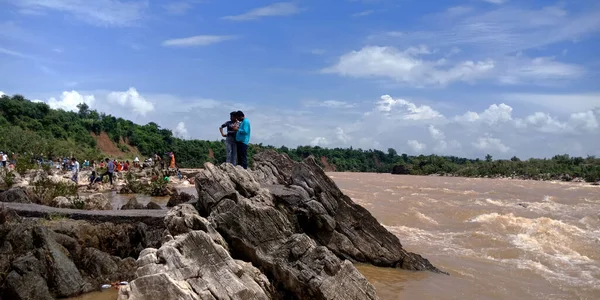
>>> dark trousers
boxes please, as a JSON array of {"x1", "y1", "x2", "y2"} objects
[
  {"x1": 100, "y1": 171, "x2": 113, "y2": 184},
  {"x1": 236, "y1": 142, "x2": 248, "y2": 169}
]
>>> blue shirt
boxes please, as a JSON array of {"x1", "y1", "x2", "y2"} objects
[
  {"x1": 235, "y1": 118, "x2": 251, "y2": 145},
  {"x1": 107, "y1": 161, "x2": 115, "y2": 173}
]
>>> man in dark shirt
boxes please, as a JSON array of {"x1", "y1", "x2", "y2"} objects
[{"x1": 219, "y1": 111, "x2": 240, "y2": 165}]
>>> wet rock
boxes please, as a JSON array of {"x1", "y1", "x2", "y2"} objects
[
  {"x1": 166, "y1": 190, "x2": 194, "y2": 207},
  {"x1": 145, "y1": 201, "x2": 162, "y2": 210},
  {"x1": 0, "y1": 187, "x2": 32, "y2": 203},
  {"x1": 84, "y1": 193, "x2": 112, "y2": 210},
  {"x1": 52, "y1": 196, "x2": 74, "y2": 209},
  {"x1": 121, "y1": 197, "x2": 144, "y2": 210},
  {"x1": 118, "y1": 207, "x2": 274, "y2": 300}
]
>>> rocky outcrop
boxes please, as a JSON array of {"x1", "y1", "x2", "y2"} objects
[
  {"x1": 51, "y1": 196, "x2": 73, "y2": 208},
  {"x1": 187, "y1": 150, "x2": 441, "y2": 299},
  {"x1": 166, "y1": 190, "x2": 194, "y2": 207},
  {"x1": 145, "y1": 202, "x2": 162, "y2": 210},
  {"x1": 121, "y1": 197, "x2": 144, "y2": 210},
  {"x1": 0, "y1": 187, "x2": 32, "y2": 203},
  {"x1": 0, "y1": 205, "x2": 164, "y2": 299},
  {"x1": 84, "y1": 193, "x2": 112, "y2": 210},
  {"x1": 118, "y1": 204, "x2": 274, "y2": 300}
]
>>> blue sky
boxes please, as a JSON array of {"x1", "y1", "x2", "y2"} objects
[{"x1": 0, "y1": 0, "x2": 599, "y2": 159}]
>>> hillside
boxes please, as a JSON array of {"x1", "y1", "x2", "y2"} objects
[{"x1": 1, "y1": 93, "x2": 599, "y2": 182}]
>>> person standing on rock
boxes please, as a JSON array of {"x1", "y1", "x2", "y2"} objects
[
  {"x1": 100, "y1": 158, "x2": 115, "y2": 186},
  {"x1": 0, "y1": 152, "x2": 6, "y2": 168},
  {"x1": 220, "y1": 111, "x2": 240, "y2": 165},
  {"x1": 71, "y1": 157, "x2": 80, "y2": 183},
  {"x1": 234, "y1": 111, "x2": 251, "y2": 169}
]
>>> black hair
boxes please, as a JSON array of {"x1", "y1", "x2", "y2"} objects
[
  {"x1": 230, "y1": 111, "x2": 237, "y2": 116},
  {"x1": 236, "y1": 110, "x2": 245, "y2": 117}
]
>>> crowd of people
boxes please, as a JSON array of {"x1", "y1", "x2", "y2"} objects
[{"x1": 219, "y1": 110, "x2": 251, "y2": 169}]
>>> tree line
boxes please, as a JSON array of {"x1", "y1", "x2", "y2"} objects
[{"x1": 1, "y1": 94, "x2": 599, "y2": 182}]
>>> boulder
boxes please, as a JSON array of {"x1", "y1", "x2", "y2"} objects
[
  {"x1": 118, "y1": 204, "x2": 274, "y2": 300},
  {"x1": 52, "y1": 196, "x2": 74, "y2": 209},
  {"x1": 121, "y1": 197, "x2": 144, "y2": 210},
  {"x1": 84, "y1": 193, "x2": 112, "y2": 210},
  {"x1": 166, "y1": 190, "x2": 194, "y2": 207},
  {"x1": 146, "y1": 201, "x2": 162, "y2": 210},
  {"x1": 0, "y1": 187, "x2": 32, "y2": 203}
]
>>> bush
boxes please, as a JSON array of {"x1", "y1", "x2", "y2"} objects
[
  {"x1": 0, "y1": 170, "x2": 16, "y2": 188},
  {"x1": 31, "y1": 176, "x2": 78, "y2": 205}
]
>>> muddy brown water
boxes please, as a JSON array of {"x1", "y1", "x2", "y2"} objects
[{"x1": 70, "y1": 173, "x2": 600, "y2": 300}]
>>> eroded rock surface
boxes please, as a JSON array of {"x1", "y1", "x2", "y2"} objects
[
  {"x1": 190, "y1": 150, "x2": 443, "y2": 300},
  {"x1": 118, "y1": 204, "x2": 274, "y2": 300},
  {"x1": 0, "y1": 206, "x2": 164, "y2": 299}
]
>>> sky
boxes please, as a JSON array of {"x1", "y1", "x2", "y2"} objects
[{"x1": 0, "y1": 0, "x2": 599, "y2": 159}]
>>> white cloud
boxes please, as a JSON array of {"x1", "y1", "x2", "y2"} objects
[
  {"x1": 518, "y1": 112, "x2": 567, "y2": 133},
  {"x1": 323, "y1": 46, "x2": 495, "y2": 87},
  {"x1": 335, "y1": 127, "x2": 351, "y2": 144},
  {"x1": 47, "y1": 91, "x2": 95, "y2": 111},
  {"x1": 0, "y1": 91, "x2": 4, "y2": 97},
  {"x1": 173, "y1": 122, "x2": 189, "y2": 138},
  {"x1": 374, "y1": 5, "x2": 600, "y2": 57},
  {"x1": 407, "y1": 140, "x2": 426, "y2": 152},
  {"x1": 455, "y1": 103, "x2": 513, "y2": 125},
  {"x1": 162, "y1": 35, "x2": 237, "y2": 47},
  {"x1": 377, "y1": 95, "x2": 443, "y2": 120},
  {"x1": 569, "y1": 111, "x2": 598, "y2": 131},
  {"x1": 428, "y1": 125, "x2": 445, "y2": 140},
  {"x1": 324, "y1": 46, "x2": 583, "y2": 87},
  {"x1": 106, "y1": 87, "x2": 154, "y2": 116},
  {"x1": 310, "y1": 137, "x2": 329, "y2": 146},
  {"x1": 304, "y1": 100, "x2": 356, "y2": 109},
  {"x1": 165, "y1": 1, "x2": 192, "y2": 15},
  {"x1": 473, "y1": 136, "x2": 510, "y2": 153},
  {"x1": 9, "y1": 0, "x2": 147, "y2": 27},
  {"x1": 222, "y1": 2, "x2": 301, "y2": 21},
  {"x1": 502, "y1": 93, "x2": 600, "y2": 113}
]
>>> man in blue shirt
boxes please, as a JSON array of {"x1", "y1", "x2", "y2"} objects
[
  {"x1": 234, "y1": 111, "x2": 251, "y2": 169},
  {"x1": 100, "y1": 158, "x2": 115, "y2": 185}
]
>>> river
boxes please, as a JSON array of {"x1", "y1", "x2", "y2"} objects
[{"x1": 71, "y1": 173, "x2": 600, "y2": 300}]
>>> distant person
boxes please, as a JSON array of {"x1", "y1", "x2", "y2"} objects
[
  {"x1": 89, "y1": 170, "x2": 103, "y2": 186},
  {"x1": 235, "y1": 110, "x2": 251, "y2": 169},
  {"x1": 220, "y1": 111, "x2": 240, "y2": 165},
  {"x1": 169, "y1": 152, "x2": 176, "y2": 170},
  {"x1": 100, "y1": 158, "x2": 115, "y2": 186},
  {"x1": 1, "y1": 152, "x2": 6, "y2": 168},
  {"x1": 71, "y1": 157, "x2": 80, "y2": 183},
  {"x1": 124, "y1": 160, "x2": 130, "y2": 171}
]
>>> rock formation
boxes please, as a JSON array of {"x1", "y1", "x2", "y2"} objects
[
  {"x1": 161, "y1": 150, "x2": 441, "y2": 299},
  {"x1": 0, "y1": 205, "x2": 163, "y2": 299},
  {"x1": 118, "y1": 205, "x2": 275, "y2": 300}
]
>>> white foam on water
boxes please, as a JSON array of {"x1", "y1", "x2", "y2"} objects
[
  {"x1": 413, "y1": 211, "x2": 439, "y2": 225},
  {"x1": 469, "y1": 212, "x2": 600, "y2": 291}
]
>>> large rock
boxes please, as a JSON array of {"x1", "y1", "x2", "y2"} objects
[
  {"x1": 52, "y1": 196, "x2": 74, "y2": 208},
  {"x1": 251, "y1": 150, "x2": 441, "y2": 271},
  {"x1": 121, "y1": 197, "x2": 144, "y2": 210},
  {"x1": 166, "y1": 190, "x2": 194, "y2": 207},
  {"x1": 118, "y1": 204, "x2": 274, "y2": 300},
  {"x1": 192, "y1": 150, "x2": 443, "y2": 298},
  {"x1": 0, "y1": 187, "x2": 32, "y2": 203},
  {"x1": 84, "y1": 193, "x2": 112, "y2": 210},
  {"x1": 0, "y1": 207, "x2": 164, "y2": 299}
]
